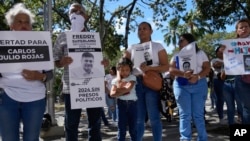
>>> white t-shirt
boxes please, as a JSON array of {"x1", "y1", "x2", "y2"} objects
[
  {"x1": 171, "y1": 50, "x2": 209, "y2": 74},
  {"x1": 0, "y1": 72, "x2": 46, "y2": 102},
  {"x1": 210, "y1": 58, "x2": 223, "y2": 79},
  {"x1": 111, "y1": 74, "x2": 137, "y2": 101},
  {"x1": 105, "y1": 74, "x2": 116, "y2": 91},
  {"x1": 127, "y1": 41, "x2": 165, "y2": 75}
]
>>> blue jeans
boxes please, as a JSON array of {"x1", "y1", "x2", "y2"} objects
[
  {"x1": 213, "y1": 78, "x2": 225, "y2": 119},
  {"x1": 173, "y1": 78, "x2": 208, "y2": 141},
  {"x1": 223, "y1": 80, "x2": 243, "y2": 125},
  {"x1": 64, "y1": 94, "x2": 102, "y2": 141},
  {"x1": 105, "y1": 94, "x2": 117, "y2": 121},
  {"x1": 0, "y1": 90, "x2": 46, "y2": 141},
  {"x1": 235, "y1": 76, "x2": 250, "y2": 124},
  {"x1": 117, "y1": 99, "x2": 137, "y2": 141},
  {"x1": 136, "y1": 77, "x2": 162, "y2": 141}
]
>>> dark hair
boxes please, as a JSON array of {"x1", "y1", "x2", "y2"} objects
[
  {"x1": 117, "y1": 57, "x2": 133, "y2": 72},
  {"x1": 139, "y1": 22, "x2": 152, "y2": 30},
  {"x1": 138, "y1": 22, "x2": 152, "y2": 42},
  {"x1": 214, "y1": 44, "x2": 222, "y2": 53},
  {"x1": 235, "y1": 18, "x2": 250, "y2": 38},
  {"x1": 82, "y1": 52, "x2": 94, "y2": 58},
  {"x1": 110, "y1": 66, "x2": 117, "y2": 75},
  {"x1": 180, "y1": 33, "x2": 200, "y2": 53}
]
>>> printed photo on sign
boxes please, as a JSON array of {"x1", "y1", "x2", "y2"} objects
[
  {"x1": 177, "y1": 42, "x2": 197, "y2": 74},
  {"x1": 70, "y1": 77, "x2": 106, "y2": 109},
  {"x1": 243, "y1": 55, "x2": 250, "y2": 71},
  {"x1": 0, "y1": 31, "x2": 54, "y2": 72},
  {"x1": 131, "y1": 41, "x2": 153, "y2": 74},
  {"x1": 222, "y1": 38, "x2": 250, "y2": 75}
]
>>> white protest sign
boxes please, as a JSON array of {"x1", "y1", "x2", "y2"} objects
[
  {"x1": 222, "y1": 38, "x2": 250, "y2": 75},
  {"x1": 131, "y1": 41, "x2": 153, "y2": 75},
  {"x1": 69, "y1": 77, "x2": 106, "y2": 109},
  {"x1": 176, "y1": 42, "x2": 197, "y2": 74},
  {"x1": 0, "y1": 31, "x2": 54, "y2": 72},
  {"x1": 66, "y1": 32, "x2": 105, "y2": 109}
]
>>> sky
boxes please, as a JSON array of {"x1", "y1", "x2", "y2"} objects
[{"x1": 104, "y1": 0, "x2": 235, "y2": 54}]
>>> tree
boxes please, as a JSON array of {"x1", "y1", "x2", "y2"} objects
[
  {"x1": 162, "y1": 17, "x2": 182, "y2": 49},
  {"x1": 195, "y1": 0, "x2": 250, "y2": 31}
]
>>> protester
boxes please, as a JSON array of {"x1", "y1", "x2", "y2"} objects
[
  {"x1": 210, "y1": 44, "x2": 226, "y2": 124},
  {"x1": 53, "y1": 2, "x2": 108, "y2": 141},
  {"x1": 218, "y1": 44, "x2": 243, "y2": 125},
  {"x1": 123, "y1": 21, "x2": 169, "y2": 141},
  {"x1": 169, "y1": 33, "x2": 210, "y2": 141},
  {"x1": 234, "y1": 18, "x2": 250, "y2": 124},
  {"x1": 104, "y1": 66, "x2": 117, "y2": 122},
  {"x1": 110, "y1": 57, "x2": 137, "y2": 141},
  {"x1": 0, "y1": 3, "x2": 53, "y2": 141}
]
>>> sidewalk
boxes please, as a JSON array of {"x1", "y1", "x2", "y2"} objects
[{"x1": 39, "y1": 99, "x2": 230, "y2": 141}]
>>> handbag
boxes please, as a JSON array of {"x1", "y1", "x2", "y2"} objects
[{"x1": 142, "y1": 70, "x2": 163, "y2": 91}]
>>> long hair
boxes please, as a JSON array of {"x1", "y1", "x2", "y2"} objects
[{"x1": 180, "y1": 33, "x2": 200, "y2": 53}]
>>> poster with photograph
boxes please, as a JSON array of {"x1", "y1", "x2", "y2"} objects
[
  {"x1": 0, "y1": 31, "x2": 54, "y2": 72},
  {"x1": 222, "y1": 38, "x2": 250, "y2": 75},
  {"x1": 176, "y1": 42, "x2": 197, "y2": 74},
  {"x1": 131, "y1": 41, "x2": 153, "y2": 75},
  {"x1": 66, "y1": 32, "x2": 105, "y2": 109}
]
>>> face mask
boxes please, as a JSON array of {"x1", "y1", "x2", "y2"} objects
[{"x1": 70, "y1": 13, "x2": 85, "y2": 32}]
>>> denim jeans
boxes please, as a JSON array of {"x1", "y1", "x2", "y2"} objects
[
  {"x1": 105, "y1": 94, "x2": 117, "y2": 121},
  {"x1": 173, "y1": 78, "x2": 208, "y2": 141},
  {"x1": 223, "y1": 80, "x2": 243, "y2": 125},
  {"x1": 213, "y1": 78, "x2": 225, "y2": 119},
  {"x1": 64, "y1": 94, "x2": 102, "y2": 141},
  {"x1": 117, "y1": 99, "x2": 137, "y2": 141},
  {"x1": 235, "y1": 76, "x2": 250, "y2": 124},
  {"x1": 0, "y1": 90, "x2": 46, "y2": 141},
  {"x1": 136, "y1": 77, "x2": 162, "y2": 141}
]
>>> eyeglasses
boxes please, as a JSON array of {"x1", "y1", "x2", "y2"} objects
[{"x1": 70, "y1": 9, "x2": 85, "y2": 15}]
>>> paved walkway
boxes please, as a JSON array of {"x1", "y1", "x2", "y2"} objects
[{"x1": 39, "y1": 99, "x2": 230, "y2": 141}]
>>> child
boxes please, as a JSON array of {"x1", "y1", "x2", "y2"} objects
[{"x1": 110, "y1": 57, "x2": 137, "y2": 141}]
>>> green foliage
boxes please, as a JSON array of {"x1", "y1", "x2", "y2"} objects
[
  {"x1": 53, "y1": 67, "x2": 64, "y2": 96},
  {"x1": 196, "y1": 0, "x2": 250, "y2": 31},
  {"x1": 197, "y1": 32, "x2": 236, "y2": 59}
]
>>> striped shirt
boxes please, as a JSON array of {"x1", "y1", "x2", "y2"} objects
[{"x1": 53, "y1": 32, "x2": 70, "y2": 94}]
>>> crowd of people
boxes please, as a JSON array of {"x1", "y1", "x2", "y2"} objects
[{"x1": 0, "y1": 2, "x2": 250, "y2": 141}]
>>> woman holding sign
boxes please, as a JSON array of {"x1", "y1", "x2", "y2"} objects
[
  {"x1": 123, "y1": 22, "x2": 169, "y2": 141},
  {"x1": 0, "y1": 3, "x2": 53, "y2": 141},
  {"x1": 169, "y1": 33, "x2": 210, "y2": 141},
  {"x1": 234, "y1": 18, "x2": 250, "y2": 124}
]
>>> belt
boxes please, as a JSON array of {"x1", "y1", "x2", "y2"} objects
[
  {"x1": 118, "y1": 99, "x2": 137, "y2": 102},
  {"x1": 225, "y1": 79, "x2": 234, "y2": 83}
]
